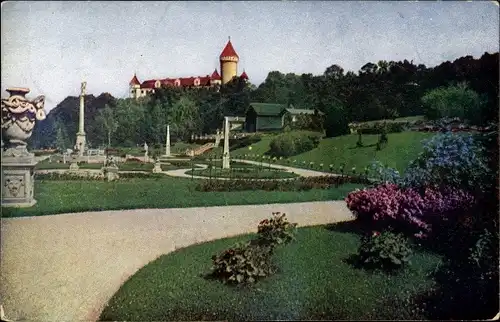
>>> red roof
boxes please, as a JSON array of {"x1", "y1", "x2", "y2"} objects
[
  {"x1": 141, "y1": 75, "x2": 213, "y2": 89},
  {"x1": 140, "y1": 80, "x2": 157, "y2": 88},
  {"x1": 220, "y1": 40, "x2": 239, "y2": 59},
  {"x1": 129, "y1": 74, "x2": 141, "y2": 85},
  {"x1": 240, "y1": 70, "x2": 248, "y2": 80},
  {"x1": 211, "y1": 69, "x2": 221, "y2": 80}
]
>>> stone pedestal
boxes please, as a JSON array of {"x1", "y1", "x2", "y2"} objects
[
  {"x1": 101, "y1": 166, "x2": 119, "y2": 181},
  {"x1": 1, "y1": 147, "x2": 37, "y2": 207},
  {"x1": 69, "y1": 162, "x2": 79, "y2": 170},
  {"x1": 152, "y1": 162, "x2": 162, "y2": 173},
  {"x1": 75, "y1": 133, "x2": 86, "y2": 157}
]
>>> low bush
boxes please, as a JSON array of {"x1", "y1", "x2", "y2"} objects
[
  {"x1": 269, "y1": 132, "x2": 321, "y2": 157},
  {"x1": 257, "y1": 212, "x2": 297, "y2": 247},
  {"x1": 209, "y1": 213, "x2": 297, "y2": 285},
  {"x1": 209, "y1": 241, "x2": 274, "y2": 285},
  {"x1": 357, "y1": 231, "x2": 413, "y2": 272}
]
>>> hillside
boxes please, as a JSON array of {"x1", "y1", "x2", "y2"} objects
[
  {"x1": 30, "y1": 93, "x2": 116, "y2": 149},
  {"x1": 232, "y1": 131, "x2": 435, "y2": 173}
]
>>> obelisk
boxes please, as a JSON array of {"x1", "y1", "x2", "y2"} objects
[
  {"x1": 75, "y1": 81, "x2": 87, "y2": 156},
  {"x1": 165, "y1": 124, "x2": 171, "y2": 157},
  {"x1": 222, "y1": 116, "x2": 230, "y2": 169}
]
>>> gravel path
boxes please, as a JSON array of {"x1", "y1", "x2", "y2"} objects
[{"x1": 0, "y1": 201, "x2": 355, "y2": 321}]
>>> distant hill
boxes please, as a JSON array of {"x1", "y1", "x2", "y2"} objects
[{"x1": 30, "y1": 92, "x2": 116, "y2": 149}]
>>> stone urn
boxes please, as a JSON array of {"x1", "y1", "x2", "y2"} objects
[{"x1": 1, "y1": 88, "x2": 46, "y2": 149}]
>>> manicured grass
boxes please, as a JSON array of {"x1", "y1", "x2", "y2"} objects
[
  {"x1": 99, "y1": 223, "x2": 441, "y2": 321},
  {"x1": 232, "y1": 132, "x2": 435, "y2": 173},
  {"x1": 185, "y1": 168, "x2": 299, "y2": 179},
  {"x1": 1, "y1": 177, "x2": 363, "y2": 218}
]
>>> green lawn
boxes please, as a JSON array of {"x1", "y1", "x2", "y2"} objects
[
  {"x1": 1, "y1": 178, "x2": 363, "y2": 218},
  {"x1": 232, "y1": 132, "x2": 435, "y2": 173},
  {"x1": 185, "y1": 168, "x2": 299, "y2": 179},
  {"x1": 100, "y1": 223, "x2": 440, "y2": 321},
  {"x1": 355, "y1": 115, "x2": 426, "y2": 126}
]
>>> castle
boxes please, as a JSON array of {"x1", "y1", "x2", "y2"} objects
[{"x1": 129, "y1": 38, "x2": 248, "y2": 99}]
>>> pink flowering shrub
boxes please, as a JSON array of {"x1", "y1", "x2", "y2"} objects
[{"x1": 345, "y1": 183, "x2": 476, "y2": 238}]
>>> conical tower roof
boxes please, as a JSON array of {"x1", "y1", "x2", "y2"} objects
[
  {"x1": 220, "y1": 37, "x2": 239, "y2": 59},
  {"x1": 129, "y1": 73, "x2": 141, "y2": 86}
]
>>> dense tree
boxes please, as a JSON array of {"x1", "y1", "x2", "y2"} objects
[
  {"x1": 95, "y1": 105, "x2": 118, "y2": 147},
  {"x1": 30, "y1": 52, "x2": 498, "y2": 147}
]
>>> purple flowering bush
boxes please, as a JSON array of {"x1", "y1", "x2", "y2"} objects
[{"x1": 345, "y1": 183, "x2": 475, "y2": 239}]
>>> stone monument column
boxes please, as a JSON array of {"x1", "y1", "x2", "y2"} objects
[
  {"x1": 222, "y1": 117, "x2": 230, "y2": 169},
  {"x1": 1, "y1": 88, "x2": 46, "y2": 207},
  {"x1": 165, "y1": 124, "x2": 171, "y2": 157},
  {"x1": 75, "y1": 81, "x2": 87, "y2": 156}
]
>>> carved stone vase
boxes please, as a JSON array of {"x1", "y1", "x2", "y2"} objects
[
  {"x1": 2, "y1": 87, "x2": 46, "y2": 150},
  {"x1": 1, "y1": 87, "x2": 45, "y2": 207}
]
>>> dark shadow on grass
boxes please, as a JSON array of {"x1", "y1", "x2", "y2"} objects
[
  {"x1": 348, "y1": 143, "x2": 377, "y2": 150},
  {"x1": 324, "y1": 220, "x2": 368, "y2": 235}
]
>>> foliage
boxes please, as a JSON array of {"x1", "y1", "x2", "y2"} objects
[
  {"x1": 421, "y1": 83, "x2": 486, "y2": 124},
  {"x1": 357, "y1": 231, "x2": 413, "y2": 271},
  {"x1": 209, "y1": 240, "x2": 275, "y2": 285},
  {"x1": 401, "y1": 132, "x2": 490, "y2": 194},
  {"x1": 35, "y1": 172, "x2": 105, "y2": 181},
  {"x1": 95, "y1": 105, "x2": 118, "y2": 146},
  {"x1": 366, "y1": 161, "x2": 401, "y2": 185},
  {"x1": 209, "y1": 212, "x2": 297, "y2": 285},
  {"x1": 269, "y1": 132, "x2": 321, "y2": 157},
  {"x1": 257, "y1": 212, "x2": 298, "y2": 247},
  {"x1": 345, "y1": 183, "x2": 476, "y2": 238}
]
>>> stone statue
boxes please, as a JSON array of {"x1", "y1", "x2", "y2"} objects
[{"x1": 1, "y1": 88, "x2": 46, "y2": 153}]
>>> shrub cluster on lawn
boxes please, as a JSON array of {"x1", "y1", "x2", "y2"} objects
[
  {"x1": 208, "y1": 212, "x2": 297, "y2": 285},
  {"x1": 357, "y1": 231, "x2": 413, "y2": 272},
  {"x1": 196, "y1": 175, "x2": 370, "y2": 192},
  {"x1": 345, "y1": 129, "x2": 499, "y2": 319},
  {"x1": 269, "y1": 132, "x2": 322, "y2": 157}
]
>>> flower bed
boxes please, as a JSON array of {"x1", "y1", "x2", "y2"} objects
[{"x1": 196, "y1": 175, "x2": 370, "y2": 192}]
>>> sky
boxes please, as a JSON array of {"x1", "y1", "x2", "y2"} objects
[{"x1": 1, "y1": 1, "x2": 499, "y2": 112}]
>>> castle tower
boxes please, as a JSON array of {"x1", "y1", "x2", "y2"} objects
[
  {"x1": 219, "y1": 37, "x2": 239, "y2": 85},
  {"x1": 129, "y1": 73, "x2": 141, "y2": 99}
]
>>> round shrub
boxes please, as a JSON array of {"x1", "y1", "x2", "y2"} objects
[
  {"x1": 269, "y1": 132, "x2": 321, "y2": 157},
  {"x1": 358, "y1": 231, "x2": 413, "y2": 271}
]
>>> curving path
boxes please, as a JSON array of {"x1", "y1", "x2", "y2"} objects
[
  {"x1": 0, "y1": 201, "x2": 355, "y2": 321},
  {"x1": 163, "y1": 159, "x2": 338, "y2": 180}
]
